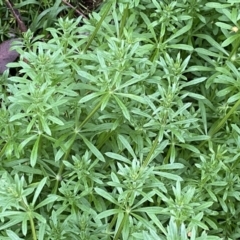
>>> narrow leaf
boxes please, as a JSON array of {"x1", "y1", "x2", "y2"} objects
[
  {"x1": 95, "y1": 187, "x2": 119, "y2": 205},
  {"x1": 113, "y1": 95, "x2": 130, "y2": 120},
  {"x1": 97, "y1": 208, "x2": 122, "y2": 219},
  {"x1": 32, "y1": 177, "x2": 48, "y2": 206},
  {"x1": 79, "y1": 91, "x2": 103, "y2": 103},
  {"x1": 165, "y1": 22, "x2": 192, "y2": 43},
  {"x1": 47, "y1": 115, "x2": 64, "y2": 125},
  {"x1": 80, "y1": 134, "x2": 105, "y2": 162},
  {"x1": 30, "y1": 135, "x2": 41, "y2": 167}
]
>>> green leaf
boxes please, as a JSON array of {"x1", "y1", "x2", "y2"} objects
[
  {"x1": 75, "y1": 83, "x2": 99, "y2": 92},
  {"x1": 222, "y1": 34, "x2": 240, "y2": 47},
  {"x1": 118, "y1": 73, "x2": 149, "y2": 89},
  {"x1": 32, "y1": 177, "x2": 48, "y2": 206},
  {"x1": 186, "y1": 92, "x2": 205, "y2": 100},
  {"x1": 185, "y1": 65, "x2": 214, "y2": 72},
  {"x1": 226, "y1": 60, "x2": 240, "y2": 77},
  {"x1": 35, "y1": 194, "x2": 59, "y2": 209},
  {"x1": 215, "y1": 22, "x2": 233, "y2": 30},
  {"x1": 12, "y1": 165, "x2": 43, "y2": 175},
  {"x1": 140, "y1": 12, "x2": 157, "y2": 41},
  {"x1": 115, "y1": 93, "x2": 146, "y2": 104},
  {"x1": 79, "y1": 92, "x2": 104, "y2": 103},
  {"x1": 95, "y1": 187, "x2": 120, "y2": 205},
  {"x1": 39, "y1": 116, "x2": 51, "y2": 135},
  {"x1": 32, "y1": 212, "x2": 47, "y2": 223},
  {"x1": 30, "y1": 135, "x2": 41, "y2": 167},
  {"x1": 157, "y1": 163, "x2": 184, "y2": 170},
  {"x1": 168, "y1": 44, "x2": 193, "y2": 51},
  {"x1": 47, "y1": 115, "x2": 64, "y2": 125},
  {"x1": 105, "y1": 152, "x2": 131, "y2": 164},
  {"x1": 165, "y1": 22, "x2": 192, "y2": 43},
  {"x1": 80, "y1": 134, "x2": 105, "y2": 162},
  {"x1": 118, "y1": 134, "x2": 136, "y2": 159},
  {"x1": 134, "y1": 206, "x2": 166, "y2": 214},
  {"x1": 191, "y1": 217, "x2": 209, "y2": 230},
  {"x1": 22, "y1": 218, "x2": 28, "y2": 236},
  {"x1": 194, "y1": 202, "x2": 213, "y2": 212},
  {"x1": 9, "y1": 113, "x2": 28, "y2": 122},
  {"x1": 181, "y1": 77, "x2": 206, "y2": 87},
  {"x1": 6, "y1": 230, "x2": 24, "y2": 240},
  {"x1": 38, "y1": 222, "x2": 46, "y2": 240},
  {"x1": 0, "y1": 213, "x2": 26, "y2": 231},
  {"x1": 195, "y1": 48, "x2": 223, "y2": 58},
  {"x1": 18, "y1": 134, "x2": 38, "y2": 152},
  {"x1": 131, "y1": 212, "x2": 158, "y2": 231},
  {"x1": 97, "y1": 208, "x2": 122, "y2": 219},
  {"x1": 147, "y1": 213, "x2": 167, "y2": 235},
  {"x1": 195, "y1": 34, "x2": 229, "y2": 56},
  {"x1": 77, "y1": 70, "x2": 97, "y2": 82},
  {"x1": 132, "y1": 191, "x2": 156, "y2": 209},
  {"x1": 206, "y1": 2, "x2": 231, "y2": 8},
  {"x1": 187, "y1": 135, "x2": 210, "y2": 141},
  {"x1": 205, "y1": 188, "x2": 218, "y2": 202},
  {"x1": 113, "y1": 95, "x2": 130, "y2": 120},
  {"x1": 227, "y1": 92, "x2": 240, "y2": 103},
  {"x1": 100, "y1": 92, "x2": 111, "y2": 111},
  {"x1": 84, "y1": 0, "x2": 113, "y2": 52},
  {"x1": 153, "y1": 171, "x2": 183, "y2": 181}
]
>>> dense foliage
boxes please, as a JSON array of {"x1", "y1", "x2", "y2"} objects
[{"x1": 0, "y1": 0, "x2": 240, "y2": 239}]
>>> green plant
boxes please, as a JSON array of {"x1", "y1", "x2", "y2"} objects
[{"x1": 1, "y1": 0, "x2": 240, "y2": 239}]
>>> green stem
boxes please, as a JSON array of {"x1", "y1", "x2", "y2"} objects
[
  {"x1": 0, "y1": 142, "x2": 8, "y2": 159},
  {"x1": 198, "y1": 98, "x2": 240, "y2": 149},
  {"x1": 29, "y1": 213, "x2": 37, "y2": 240},
  {"x1": 228, "y1": 39, "x2": 240, "y2": 60},
  {"x1": 209, "y1": 98, "x2": 240, "y2": 136},
  {"x1": 52, "y1": 134, "x2": 76, "y2": 194},
  {"x1": 78, "y1": 99, "x2": 103, "y2": 129},
  {"x1": 108, "y1": 213, "x2": 118, "y2": 234},
  {"x1": 119, "y1": 4, "x2": 129, "y2": 38},
  {"x1": 52, "y1": 98, "x2": 103, "y2": 194},
  {"x1": 96, "y1": 130, "x2": 113, "y2": 149},
  {"x1": 83, "y1": 0, "x2": 113, "y2": 52},
  {"x1": 150, "y1": 24, "x2": 165, "y2": 62},
  {"x1": 142, "y1": 134, "x2": 159, "y2": 169},
  {"x1": 113, "y1": 213, "x2": 128, "y2": 240},
  {"x1": 163, "y1": 144, "x2": 171, "y2": 164},
  {"x1": 21, "y1": 200, "x2": 37, "y2": 240}
]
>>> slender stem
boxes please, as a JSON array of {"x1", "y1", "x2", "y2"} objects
[
  {"x1": 228, "y1": 39, "x2": 240, "y2": 60},
  {"x1": 20, "y1": 199, "x2": 37, "y2": 240},
  {"x1": 119, "y1": 5, "x2": 129, "y2": 38},
  {"x1": 52, "y1": 98, "x2": 103, "y2": 194},
  {"x1": 83, "y1": 0, "x2": 113, "y2": 52},
  {"x1": 29, "y1": 213, "x2": 37, "y2": 240},
  {"x1": 209, "y1": 98, "x2": 240, "y2": 136},
  {"x1": 52, "y1": 133, "x2": 77, "y2": 194},
  {"x1": 0, "y1": 142, "x2": 8, "y2": 159},
  {"x1": 97, "y1": 131, "x2": 113, "y2": 149},
  {"x1": 142, "y1": 134, "x2": 159, "y2": 169},
  {"x1": 113, "y1": 213, "x2": 128, "y2": 240},
  {"x1": 198, "y1": 98, "x2": 240, "y2": 149},
  {"x1": 78, "y1": 99, "x2": 103, "y2": 129},
  {"x1": 108, "y1": 213, "x2": 118, "y2": 234},
  {"x1": 163, "y1": 144, "x2": 171, "y2": 164},
  {"x1": 150, "y1": 24, "x2": 165, "y2": 62}
]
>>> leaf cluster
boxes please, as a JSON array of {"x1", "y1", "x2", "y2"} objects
[{"x1": 1, "y1": 0, "x2": 240, "y2": 239}]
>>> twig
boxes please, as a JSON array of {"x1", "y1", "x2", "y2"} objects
[
  {"x1": 5, "y1": 0, "x2": 27, "y2": 33},
  {"x1": 62, "y1": 0, "x2": 88, "y2": 19}
]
